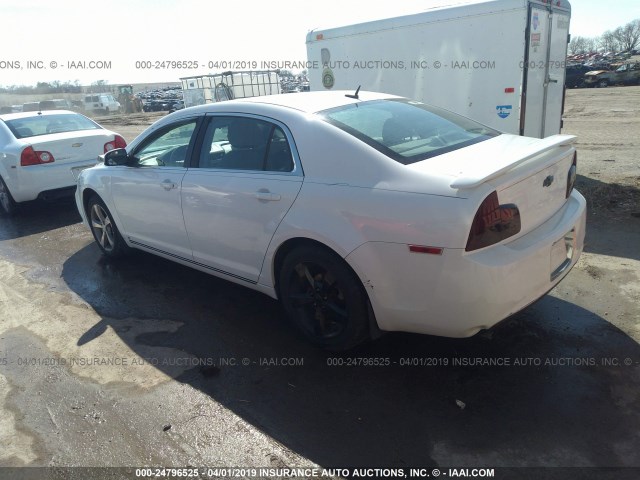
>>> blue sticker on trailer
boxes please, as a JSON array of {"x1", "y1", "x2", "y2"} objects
[{"x1": 497, "y1": 105, "x2": 512, "y2": 119}]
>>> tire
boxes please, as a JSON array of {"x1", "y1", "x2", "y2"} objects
[
  {"x1": 279, "y1": 245, "x2": 370, "y2": 350},
  {"x1": 598, "y1": 79, "x2": 608, "y2": 88},
  {"x1": 87, "y1": 195, "x2": 129, "y2": 258},
  {"x1": 0, "y1": 176, "x2": 17, "y2": 216}
]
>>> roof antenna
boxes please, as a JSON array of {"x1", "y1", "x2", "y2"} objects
[{"x1": 345, "y1": 85, "x2": 361, "y2": 100}]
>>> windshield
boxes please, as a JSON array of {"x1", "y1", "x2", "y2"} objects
[
  {"x1": 319, "y1": 99, "x2": 500, "y2": 165},
  {"x1": 5, "y1": 113, "x2": 101, "y2": 139}
]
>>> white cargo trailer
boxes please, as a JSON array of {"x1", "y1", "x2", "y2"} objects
[
  {"x1": 181, "y1": 71, "x2": 280, "y2": 108},
  {"x1": 306, "y1": 0, "x2": 571, "y2": 138}
]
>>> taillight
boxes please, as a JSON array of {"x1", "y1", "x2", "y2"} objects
[
  {"x1": 566, "y1": 151, "x2": 577, "y2": 198},
  {"x1": 466, "y1": 191, "x2": 521, "y2": 252},
  {"x1": 20, "y1": 146, "x2": 55, "y2": 166},
  {"x1": 104, "y1": 135, "x2": 127, "y2": 153}
]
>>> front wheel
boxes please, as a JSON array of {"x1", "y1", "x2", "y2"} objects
[
  {"x1": 87, "y1": 195, "x2": 129, "y2": 257},
  {"x1": 279, "y1": 246, "x2": 370, "y2": 350},
  {"x1": 598, "y1": 79, "x2": 609, "y2": 88},
  {"x1": 0, "y1": 176, "x2": 17, "y2": 216}
]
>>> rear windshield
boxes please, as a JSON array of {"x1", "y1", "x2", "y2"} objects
[
  {"x1": 5, "y1": 113, "x2": 101, "y2": 139},
  {"x1": 319, "y1": 99, "x2": 500, "y2": 165}
]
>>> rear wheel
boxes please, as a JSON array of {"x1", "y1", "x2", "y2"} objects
[
  {"x1": 279, "y1": 246, "x2": 370, "y2": 350},
  {"x1": 87, "y1": 195, "x2": 129, "y2": 257},
  {"x1": 0, "y1": 176, "x2": 17, "y2": 216}
]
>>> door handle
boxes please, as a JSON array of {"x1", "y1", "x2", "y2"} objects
[
  {"x1": 161, "y1": 180, "x2": 177, "y2": 190},
  {"x1": 255, "y1": 189, "x2": 281, "y2": 202}
]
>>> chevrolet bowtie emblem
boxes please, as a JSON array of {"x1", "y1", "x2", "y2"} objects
[{"x1": 543, "y1": 175, "x2": 554, "y2": 187}]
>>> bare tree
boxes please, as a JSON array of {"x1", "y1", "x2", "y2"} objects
[
  {"x1": 598, "y1": 31, "x2": 620, "y2": 53},
  {"x1": 89, "y1": 80, "x2": 109, "y2": 93},
  {"x1": 583, "y1": 37, "x2": 597, "y2": 53},
  {"x1": 569, "y1": 35, "x2": 587, "y2": 54},
  {"x1": 613, "y1": 19, "x2": 640, "y2": 52}
]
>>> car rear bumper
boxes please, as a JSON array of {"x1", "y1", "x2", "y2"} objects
[
  {"x1": 37, "y1": 186, "x2": 77, "y2": 201},
  {"x1": 10, "y1": 160, "x2": 97, "y2": 202},
  {"x1": 345, "y1": 190, "x2": 587, "y2": 337}
]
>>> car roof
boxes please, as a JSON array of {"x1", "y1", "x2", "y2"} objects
[
  {"x1": 188, "y1": 90, "x2": 403, "y2": 115},
  {"x1": 239, "y1": 90, "x2": 401, "y2": 112},
  {"x1": 0, "y1": 110, "x2": 78, "y2": 121}
]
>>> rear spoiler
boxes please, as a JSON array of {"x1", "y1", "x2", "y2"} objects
[{"x1": 450, "y1": 134, "x2": 576, "y2": 189}]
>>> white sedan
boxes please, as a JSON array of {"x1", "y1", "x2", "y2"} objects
[
  {"x1": 0, "y1": 110, "x2": 126, "y2": 214},
  {"x1": 75, "y1": 91, "x2": 586, "y2": 349}
]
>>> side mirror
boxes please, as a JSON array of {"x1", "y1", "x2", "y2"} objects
[{"x1": 102, "y1": 148, "x2": 129, "y2": 166}]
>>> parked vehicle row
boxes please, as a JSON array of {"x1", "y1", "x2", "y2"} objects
[
  {"x1": 583, "y1": 62, "x2": 640, "y2": 88},
  {"x1": 137, "y1": 86, "x2": 184, "y2": 112},
  {"x1": 565, "y1": 61, "x2": 640, "y2": 88},
  {"x1": 567, "y1": 50, "x2": 636, "y2": 66},
  {"x1": 1, "y1": 99, "x2": 80, "y2": 114}
]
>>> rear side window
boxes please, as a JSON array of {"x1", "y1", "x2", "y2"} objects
[
  {"x1": 5, "y1": 113, "x2": 101, "y2": 138},
  {"x1": 198, "y1": 116, "x2": 294, "y2": 172},
  {"x1": 320, "y1": 99, "x2": 500, "y2": 165}
]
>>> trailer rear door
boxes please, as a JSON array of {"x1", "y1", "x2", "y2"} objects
[{"x1": 523, "y1": 3, "x2": 570, "y2": 138}]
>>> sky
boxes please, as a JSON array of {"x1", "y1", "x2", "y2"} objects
[{"x1": 0, "y1": 0, "x2": 638, "y2": 87}]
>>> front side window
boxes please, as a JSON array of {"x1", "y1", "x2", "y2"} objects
[
  {"x1": 198, "y1": 116, "x2": 294, "y2": 172},
  {"x1": 132, "y1": 120, "x2": 197, "y2": 168},
  {"x1": 319, "y1": 99, "x2": 500, "y2": 165}
]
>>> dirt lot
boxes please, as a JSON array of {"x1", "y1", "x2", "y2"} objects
[
  {"x1": 564, "y1": 86, "x2": 640, "y2": 218},
  {"x1": 0, "y1": 87, "x2": 638, "y2": 480}
]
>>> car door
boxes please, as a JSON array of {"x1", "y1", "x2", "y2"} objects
[
  {"x1": 110, "y1": 118, "x2": 200, "y2": 259},
  {"x1": 181, "y1": 114, "x2": 303, "y2": 284}
]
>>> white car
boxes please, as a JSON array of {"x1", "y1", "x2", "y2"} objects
[
  {"x1": 0, "y1": 110, "x2": 126, "y2": 214},
  {"x1": 75, "y1": 91, "x2": 586, "y2": 349}
]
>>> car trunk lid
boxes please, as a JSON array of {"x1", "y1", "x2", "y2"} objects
[
  {"x1": 27, "y1": 130, "x2": 115, "y2": 165},
  {"x1": 410, "y1": 134, "x2": 577, "y2": 237}
]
